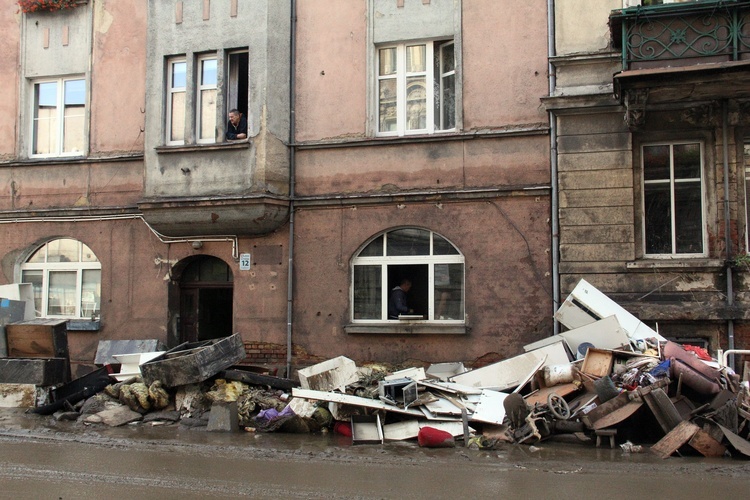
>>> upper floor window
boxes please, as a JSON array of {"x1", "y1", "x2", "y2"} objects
[
  {"x1": 20, "y1": 238, "x2": 101, "y2": 318},
  {"x1": 377, "y1": 40, "x2": 456, "y2": 137},
  {"x1": 197, "y1": 56, "x2": 218, "y2": 144},
  {"x1": 165, "y1": 50, "x2": 248, "y2": 146},
  {"x1": 31, "y1": 77, "x2": 86, "y2": 157},
  {"x1": 167, "y1": 58, "x2": 186, "y2": 145},
  {"x1": 352, "y1": 228, "x2": 464, "y2": 322},
  {"x1": 642, "y1": 142, "x2": 706, "y2": 257}
]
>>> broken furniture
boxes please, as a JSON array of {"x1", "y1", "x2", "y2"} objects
[{"x1": 140, "y1": 333, "x2": 245, "y2": 387}]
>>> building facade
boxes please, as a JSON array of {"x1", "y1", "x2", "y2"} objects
[
  {"x1": 547, "y1": 0, "x2": 750, "y2": 358},
  {"x1": 1, "y1": 0, "x2": 553, "y2": 376}
]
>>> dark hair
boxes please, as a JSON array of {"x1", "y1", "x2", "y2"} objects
[{"x1": 229, "y1": 108, "x2": 240, "y2": 115}]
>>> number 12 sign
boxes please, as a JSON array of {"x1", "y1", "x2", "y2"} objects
[{"x1": 239, "y1": 253, "x2": 251, "y2": 271}]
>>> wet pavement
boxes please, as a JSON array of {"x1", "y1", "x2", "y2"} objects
[{"x1": 1, "y1": 408, "x2": 750, "y2": 498}]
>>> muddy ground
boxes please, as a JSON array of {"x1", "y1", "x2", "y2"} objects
[{"x1": 1, "y1": 407, "x2": 749, "y2": 499}]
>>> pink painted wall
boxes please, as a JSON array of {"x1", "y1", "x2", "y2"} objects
[
  {"x1": 90, "y1": 0, "x2": 147, "y2": 153},
  {"x1": 292, "y1": 197, "x2": 552, "y2": 364},
  {"x1": 295, "y1": 0, "x2": 368, "y2": 142},
  {"x1": 0, "y1": 5, "x2": 20, "y2": 160},
  {"x1": 462, "y1": 0, "x2": 550, "y2": 128}
]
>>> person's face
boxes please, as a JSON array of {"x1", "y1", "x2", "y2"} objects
[
  {"x1": 402, "y1": 282, "x2": 412, "y2": 292},
  {"x1": 229, "y1": 112, "x2": 240, "y2": 126}
]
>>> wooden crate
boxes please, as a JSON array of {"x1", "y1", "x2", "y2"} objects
[
  {"x1": 580, "y1": 348, "x2": 614, "y2": 378},
  {"x1": 6, "y1": 319, "x2": 69, "y2": 359}
]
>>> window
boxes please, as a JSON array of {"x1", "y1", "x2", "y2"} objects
[
  {"x1": 167, "y1": 58, "x2": 186, "y2": 145},
  {"x1": 20, "y1": 238, "x2": 101, "y2": 318},
  {"x1": 377, "y1": 40, "x2": 455, "y2": 136},
  {"x1": 642, "y1": 142, "x2": 705, "y2": 256},
  {"x1": 197, "y1": 56, "x2": 217, "y2": 143},
  {"x1": 352, "y1": 228, "x2": 464, "y2": 322},
  {"x1": 165, "y1": 50, "x2": 248, "y2": 145},
  {"x1": 31, "y1": 77, "x2": 86, "y2": 157}
]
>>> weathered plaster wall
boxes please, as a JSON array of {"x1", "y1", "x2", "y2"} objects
[
  {"x1": 0, "y1": 8, "x2": 20, "y2": 160},
  {"x1": 89, "y1": 0, "x2": 147, "y2": 154},
  {"x1": 462, "y1": 0, "x2": 549, "y2": 128},
  {"x1": 292, "y1": 197, "x2": 553, "y2": 365},
  {"x1": 555, "y1": 0, "x2": 619, "y2": 55}
]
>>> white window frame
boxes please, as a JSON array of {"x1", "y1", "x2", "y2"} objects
[
  {"x1": 351, "y1": 229, "x2": 465, "y2": 323},
  {"x1": 641, "y1": 141, "x2": 707, "y2": 258},
  {"x1": 30, "y1": 76, "x2": 86, "y2": 158},
  {"x1": 166, "y1": 57, "x2": 187, "y2": 146},
  {"x1": 376, "y1": 39, "x2": 456, "y2": 137},
  {"x1": 196, "y1": 54, "x2": 218, "y2": 144},
  {"x1": 20, "y1": 239, "x2": 102, "y2": 319}
]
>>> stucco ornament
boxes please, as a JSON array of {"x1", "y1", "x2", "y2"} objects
[{"x1": 18, "y1": 0, "x2": 86, "y2": 13}]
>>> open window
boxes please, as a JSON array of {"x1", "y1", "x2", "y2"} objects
[
  {"x1": 226, "y1": 50, "x2": 249, "y2": 123},
  {"x1": 352, "y1": 228, "x2": 464, "y2": 322}
]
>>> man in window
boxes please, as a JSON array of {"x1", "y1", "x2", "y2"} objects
[
  {"x1": 226, "y1": 109, "x2": 247, "y2": 140},
  {"x1": 388, "y1": 278, "x2": 413, "y2": 319}
]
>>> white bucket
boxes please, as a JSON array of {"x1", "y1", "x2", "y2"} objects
[{"x1": 543, "y1": 364, "x2": 575, "y2": 387}]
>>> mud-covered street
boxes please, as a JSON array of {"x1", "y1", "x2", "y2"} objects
[{"x1": 0, "y1": 409, "x2": 748, "y2": 499}]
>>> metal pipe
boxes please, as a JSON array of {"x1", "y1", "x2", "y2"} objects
[
  {"x1": 722, "y1": 100, "x2": 736, "y2": 369},
  {"x1": 548, "y1": 0, "x2": 560, "y2": 334},
  {"x1": 286, "y1": 0, "x2": 298, "y2": 378},
  {"x1": 720, "y1": 349, "x2": 750, "y2": 369}
]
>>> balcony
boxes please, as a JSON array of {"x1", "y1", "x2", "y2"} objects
[{"x1": 611, "y1": 0, "x2": 750, "y2": 70}]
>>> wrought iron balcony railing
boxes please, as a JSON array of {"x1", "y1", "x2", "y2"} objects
[{"x1": 610, "y1": 0, "x2": 750, "y2": 70}]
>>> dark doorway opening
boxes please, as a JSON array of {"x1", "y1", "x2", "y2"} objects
[
  {"x1": 178, "y1": 256, "x2": 233, "y2": 343},
  {"x1": 388, "y1": 264, "x2": 428, "y2": 318}
]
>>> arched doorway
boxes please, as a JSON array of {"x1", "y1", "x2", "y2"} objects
[{"x1": 178, "y1": 256, "x2": 233, "y2": 343}]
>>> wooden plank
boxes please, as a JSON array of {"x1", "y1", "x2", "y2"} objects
[
  {"x1": 524, "y1": 383, "x2": 579, "y2": 406},
  {"x1": 592, "y1": 401, "x2": 642, "y2": 430},
  {"x1": 651, "y1": 421, "x2": 699, "y2": 459},
  {"x1": 581, "y1": 349, "x2": 614, "y2": 378},
  {"x1": 688, "y1": 429, "x2": 727, "y2": 458},
  {"x1": 643, "y1": 388, "x2": 683, "y2": 434}
]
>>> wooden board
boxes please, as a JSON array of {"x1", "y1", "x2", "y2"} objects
[
  {"x1": 688, "y1": 429, "x2": 727, "y2": 458},
  {"x1": 292, "y1": 388, "x2": 424, "y2": 417},
  {"x1": 524, "y1": 383, "x2": 579, "y2": 406},
  {"x1": 651, "y1": 421, "x2": 698, "y2": 459},
  {"x1": 581, "y1": 348, "x2": 614, "y2": 377}
]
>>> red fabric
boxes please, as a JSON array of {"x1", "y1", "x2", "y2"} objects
[
  {"x1": 333, "y1": 421, "x2": 352, "y2": 437},
  {"x1": 417, "y1": 426, "x2": 455, "y2": 448},
  {"x1": 683, "y1": 344, "x2": 712, "y2": 361}
]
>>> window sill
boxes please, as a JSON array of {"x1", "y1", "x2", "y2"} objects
[
  {"x1": 345, "y1": 323, "x2": 468, "y2": 335},
  {"x1": 626, "y1": 258, "x2": 724, "y2": 271},
  {"x1": 155, "y1": 140, "x2": 250, "y2": 154}
]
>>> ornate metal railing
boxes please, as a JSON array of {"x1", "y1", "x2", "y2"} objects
[{"x1": 611, "y1": 0, "x2": 750, "y2": 69}]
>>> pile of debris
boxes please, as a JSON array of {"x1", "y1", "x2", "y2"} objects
[{"x1": 2, "y1": 280, "x2": 750, "y2": 459}]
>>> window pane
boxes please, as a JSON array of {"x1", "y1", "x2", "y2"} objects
[
  {"x1": 81, "y1": 243, "x2": 99, "y2": 263},
  {"x1": 387, "y1": 228, "x2": 430, "y2": 256},
  {"x1": 379, "y1": 79, "x2": 397, "y2": 132},
  {"x1": 172, "y1": 61, "x2": 186, "y2": 88},
  {"x1": 200, "y1": 258, "x2": 231, "y2": 282},
  {"x1": 406, "y1": 77, "x2": 426, "y2": 131},
  {"x1": 21, "y1": 270, "x2": 43, "y2": 317},
  {"x1": 202, "y1": 59, "x2": 217, "y2": 86},
  {"x1": 34, "y1": 82, "x2": 58, "y2": 155},
  {"x1": 433, "y1": 234, "x2": 459, "y2": 255},
  {"x1": 674, "y1": 181, "x2": 703, "y2": 253},
  {"x1": 673, "y1": 143, "x2": 701, "y2": 179},
  {"x1": 645, "y1": 183, "x2": 672, "y2": 254},
  {"x1": 47, "y1": 271, "x2": 77, "y2": 316},
  {"x1": 81, "y1": 269, "x2": 101, "y2": 317},
  {"x1": 63, "y1": 102, "x2": 85, "y2": 154},
  {"x1": 47, "y1": 239, "x2": 79, "y2": 262},
  {"x1": 200, "y1": 88, "x2": 217, "y2": 140},
  {"x1": 379, "y1": 48, "x2": 397, "y2": 76},
  {"x1": 441, "y1": 42, "x2": 455, "y2": 74},
  {"x1": 64, "y1": 79, "x2": 85, "y2": 105},
  {"x1": 643, "y1": 145, "x2": 670, "y2": 181},
  {"x1": 440, "y1": 73, "x2": 455, "y2": 130},
  {"x1": 171, "y1": 92, "x2": 185, "y2": 142},
  {"x1": 406, "y1": 45, "x2": 426, "y2": 73},
  {"x1": 434, "y1": 263, "x2": 464, "y2": 320},
  {"x1": 359, "y1": 236, "x2": 384, "y2": 257},
  {"x1": 354, "y1": 265, "x2": 382, "y2": 319},
  {"x1": 27, "y1": 246, "x2": 46, "y2": 263}
]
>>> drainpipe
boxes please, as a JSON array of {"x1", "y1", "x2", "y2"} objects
[
  {"x1": 286, "y1": 0, "x2": 297, "y2": 378},
  {"x1": 722, "y1": 100, "x2": 736, "y2": 370},
  {"x1": 547, "y1": 0, "x2": 560, "y2": 334}
]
